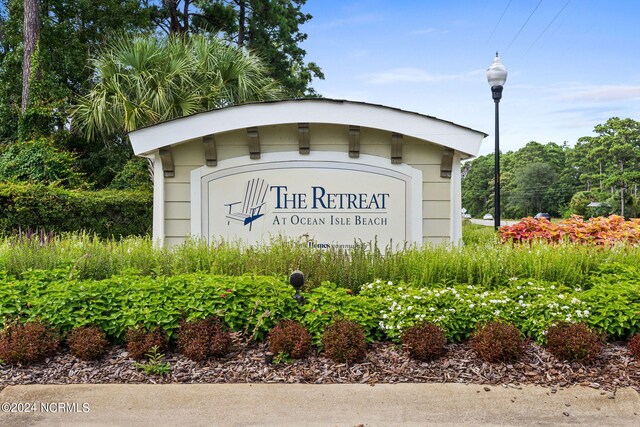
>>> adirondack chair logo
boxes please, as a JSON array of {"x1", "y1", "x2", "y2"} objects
[{"x1": 225, "y1": 178, "x2": 269, "y2": 231}]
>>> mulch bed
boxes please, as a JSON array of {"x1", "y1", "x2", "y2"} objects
[{"x1": 1, "y1": 336, "x2": 638, "y2": 395}]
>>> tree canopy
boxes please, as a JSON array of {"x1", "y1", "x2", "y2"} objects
[
  {"x1": 72, "y1": 34, "x2": 282, "y2": 138},
  {"x1": 462, "y1": 119, "x2": 640, "y2": 220},
  {"x1": 148, "y1": 0, "x2": 323, "y2": 97},
  {"x1": 0, "y1": 0, "x2": 321, "y2": 190}
]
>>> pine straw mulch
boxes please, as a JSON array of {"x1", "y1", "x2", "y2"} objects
[{"x1": 1, "y1": 336, "x2": 638, "y2": 396}]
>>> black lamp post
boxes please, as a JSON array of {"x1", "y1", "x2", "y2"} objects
[
  {"x1": 487, "y1": 52, "x2": 508, "y2": 231},
  {"x1": 289, "y1": 270, "x2": 305, "y2": 305}
]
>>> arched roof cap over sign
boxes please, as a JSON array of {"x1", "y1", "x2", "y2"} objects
[{"x1": 128, "y1": 98, "x2": 487, "y2": 158}]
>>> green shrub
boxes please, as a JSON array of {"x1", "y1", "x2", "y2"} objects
[
  {"x1": 0, "y1": 183, "x2": 151, "y2": 238},
  {"x1": 1, "y1": 267, "x2": 639, "y2": 351},
  {"x1": 125, "y1": 326, "x2": 168, "y2": 361},
  {"x1": 544, "y1": 322, "x2": 603, "y2": 362},
  {"x1": 401, "y1": 322, "x2": 447, "y2": 361},
  {"x1": 581, "y1": 265, "x2": 640, "y2": 340},
  {"x1": 470, "y1": 321, "x2": 526, "y2": 362},
  {"x1": 321, "y1": 319, "x2": 367, "y2": 364},
  {"x1": 268, "y1": 320, "x2": 312, "y2": 360},
  {"x1": 0, "y1": 321, "x2": 60, "y2": 365},
  {"x1": 177, "y1": 317, "x2": 232, "y2": 361},
  {"x1": 0, "y1": 138, "x2": 82, "y2": 187},
  {"x1": 301, "y1": 282, "x2": 386, "y2": 345},
  {"x1": 66, "y1": 325, "x2": 109, "y2": 361},
  {"x1": 0, "y1": 271, "x2": 299, "y2": 341},
  {"x1": 109, "y1": 157, "x2": 152, "y2": 191},
  {"x1": 133, "y1": 346, "x2": 171, "y2": 376}
]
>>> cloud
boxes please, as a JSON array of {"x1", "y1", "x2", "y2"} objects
[
  {"x1": 321, "y1": 13, "x2": 382, "y2": 29},
  {"x1": 363, "y1": 67, "x2": 482, "y2": 85},
  {"x1": 558, "y1": 84, "x2": 640, "y2": 103},
  {"x1": 410, "y1": 28, "x2": 450, "y2": 35}
]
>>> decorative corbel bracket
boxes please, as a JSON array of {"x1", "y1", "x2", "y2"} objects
[
  {"x1": 348, "y1": 125, "x2": 360, "y2": 158},
  {"x1": 298, "y1": 123, "x2": 310, "y2": 154},
  {"x1": 203, "y1": 134, "x2": 217, "y2": 166},
  {"x1": 159, "y1": 146, "x2": 175, "y2": 178},
  {"x1": 247, "y1": 127, "x2": 260, "y2": 159},
  {"x1": 391, "y1": 133, "x2": 403, "y2": 164},
  {"x1": 440, "y1": 147, "x2": 455, "y2": 178}
]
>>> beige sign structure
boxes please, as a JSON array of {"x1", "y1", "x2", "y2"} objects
[{"x1": 129, "y1": 99, "x2": 486, "y2": 247}]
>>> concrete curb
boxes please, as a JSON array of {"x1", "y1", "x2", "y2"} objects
[{"x1": 1, "y1": 383, "x2": 639, "y2": 426}]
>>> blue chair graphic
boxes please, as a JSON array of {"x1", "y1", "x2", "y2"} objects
[{"x1": 225, "y1": 178, "x2": 269, "y2": 231}]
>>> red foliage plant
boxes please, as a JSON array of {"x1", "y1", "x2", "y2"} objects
[
  {"x1": 545, "y1": 322, "x2": 603, "y2": 362},
  {"x1": 499, "y1": 215, "x2": 640, "y2": 245},
  {"x1": 321, "y1": 319, "x2": 367, "y2": 364},
  {"x1": 401, "y1": 322, "x2": 447, "y2": 361},
  {"x1": 268, "y1": 320, "x2": 312, "y2": 359},
  {"x1": 125, "y1": 326, "x2": 168, "y2": 361},
  {"x1": 470, "y1": 321, "x2": 526, "y2": 363},
  {"x1": 177, "y1": 317, "x2": 232, "y2": 361},
  {"x1": 627, "y1": 333, "x2": 640, "y2": 359},
  {"x1": 66, "y1": 325, "x2": 109, "y2": 361},
  {"x1": 0, "y1": 321, "x2": 60, "y2": 365}
]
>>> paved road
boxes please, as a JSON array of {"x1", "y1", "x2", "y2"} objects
[
  {"x1": 1, "y1": 384, "x2": 638, "y2": 426},
  {"x1": 469, "y1": 219, "x2": 519, "y2": 227}
]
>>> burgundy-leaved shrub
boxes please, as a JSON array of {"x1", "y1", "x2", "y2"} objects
[
  {"x1": 0, "y1": 321, "x2": 60, "y2": 365},
  {"x1": 177, "y1": 317, "x2": 232, "y2": 361},
  {"x1": 268, "y1": 320, "x2": 312, "y2": 359},
  {"x1": 544, "y1": 322, "x2": 603, "y2": 362},
  {"x1": 321, "y1": 319, "x2": 367, "y2": 364},
  {"x1": 628, "y1": 333, "x2": 640, "y2": 359},
  {"x1": 470, "y1": 321, "x2": 526, "y2": 362},
  {"x1": 66, "y1": 325, "x2": 109, "y2": 361},
  {"x1": 401, "y1": 322, "x2": 447, "y2": 361},
  {"x1": 125, "y1": 326, "x2": 168, "y2": 361}
]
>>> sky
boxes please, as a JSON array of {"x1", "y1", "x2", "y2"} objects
[{"x1": 300, "y1": 0, "x2": 640, "y2": 155}]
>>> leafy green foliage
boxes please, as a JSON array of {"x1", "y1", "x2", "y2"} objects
[
  {"x1": 462, "y1": 121, "x2": 640, "y2": 220},
  {"x1": 151, "y1": 0, "x2": 323, "y2": 97},
  {"x1": 0, "y1": 320, "x2": 60, "y2": 365},
  {"x1": 0, "y1": 0, "x2": 153, "y2": 142},
  {"x1": 0, "y1": 263, "x2": 639, "y2": 351},
  {"x1": 72, "y1": 34, "x2": 282, "y2": 139},
  {"x1": 108, "y1": 157, "x2": 152, "y2": 191},
  {"x1": 0, "y1": 183, "x2": 151, "y2": 238},
  {"x1": 463, "y1": 141, "x2": 577, "y2": 219},
  {"x1": 580, "y1": 264, "x2": 640, "y2": 339},
  {"x1": 0, "y1": 271, "x2": 300, "y2": 341},
  {"x1": 300, "y1": 282, "x2": 386, "y2": 344},
  {"x1": 574, "y1": 118, "x2": 640, "y2": 218},
  {"x1": 544, "y1": 322, "x2": 603, "y2": 362},
  {"x1": 470, "y1": 321, "x2": 526, "y2": 362},
  {"x1": 0, "y1": 138, "x2": 82, "y2": 186},
  {"x1": 321, "y1": 319, "x2": 367, "y2": 364},
  {"x1": 133, "y1": 345, "x2": 171, "y2": 376}
]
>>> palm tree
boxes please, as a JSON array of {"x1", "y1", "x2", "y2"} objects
[{"x1": 72, "y1": 34, "x2": 283, "y2": 140}]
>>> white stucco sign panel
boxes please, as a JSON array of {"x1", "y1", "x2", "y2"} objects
[{"x1": 191, "y1": 153, "x2": 422, "y2": 247}]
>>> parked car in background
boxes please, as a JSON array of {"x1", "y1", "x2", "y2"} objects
[
  {"x1": 534, "y1": 212, "x2": 551, "y2": 220},
  {"x1": 483, "y1": 213, "x2": 494, "y2": 220}
]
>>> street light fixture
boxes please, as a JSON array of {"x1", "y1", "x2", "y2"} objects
[{"x1": 487, "y1": 52, "x2": 508, "y2": 231}]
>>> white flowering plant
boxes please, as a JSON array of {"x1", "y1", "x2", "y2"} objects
[{"x1": 358, "y1": 278, "x2": 605, "y2": 343}]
